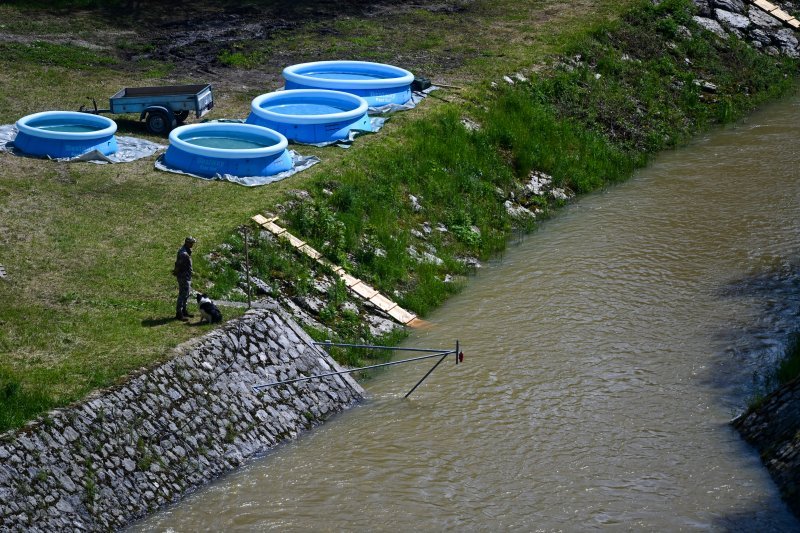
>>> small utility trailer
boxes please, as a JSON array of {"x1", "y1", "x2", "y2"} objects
[{"x1": 80, "y1": 84, "x2": 214, "y2": 135}]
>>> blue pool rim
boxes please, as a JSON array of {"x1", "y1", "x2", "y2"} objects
[
  {"x1": 14, "y1": 111, "x2": 118, "y2": 158},
  {"x1": 164, "y1": 123, "x2": 292, "y2": 178},
  {"x1": 246, "y1": 89, "x2": 371, "y2": 143},
  {"x1": 282, "y1": 60, "x2": 414, "y2": 106}
]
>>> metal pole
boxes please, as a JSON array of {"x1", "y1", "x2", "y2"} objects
[
  {"x1": 253, "y1": 350, "x2": 453, "y2": 392},
  {"x1": 314, "y1": 341, "x2": 448, "y2": 354},
  {"x1": 243, "y1": 226, "x2": 252, "y2": 309},
  {"x1": 404, "y1": 352, "x2": 449, "y2": 398}
]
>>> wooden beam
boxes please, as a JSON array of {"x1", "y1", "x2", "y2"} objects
[
  {"x1": 249, "y1": 213, "x2": 420, "y2": 327},
  {"x1": 752, "y1": 0, "x2": 777, "y2": 12},
  {"x1": 388, "y1": 306, "x2": 417, "y2": 325},
  {"x1": 369, "y1": 293, "x2": 398, "y2": 313},
  {"x1": 351, "y1": 282, "x2": 379, "y2": 299},
  {"x1": 772, "y1": 9, "x2": 793, "y2": 22}
]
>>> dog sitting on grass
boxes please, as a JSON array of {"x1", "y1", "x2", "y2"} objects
[{"x1": 195, "y1": 293, "x2": 222, "y2": 323}]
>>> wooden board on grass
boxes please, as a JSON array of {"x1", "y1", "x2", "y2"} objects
[
  {"x1": 369, "y1": 293, "x2": 398, "y2": 313},
  {"x1": 351, "y1": 282, "x2": 379, "y2": 299},
  {"x1": 388, "y1": 306, "x2": 417, "y2": 325},
  {"x1": 753, "y1": 0, "x2": 777, "y2": 12}
]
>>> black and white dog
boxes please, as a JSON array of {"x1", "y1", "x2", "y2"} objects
[{"x1": 195, "y1": 293, "x2": 222, "y2": 323}]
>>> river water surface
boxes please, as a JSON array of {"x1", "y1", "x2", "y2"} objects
[{"x1": 136, "y1": 93, "x2": 800, "y2": 531}]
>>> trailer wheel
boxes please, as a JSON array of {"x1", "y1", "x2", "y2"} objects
[
  {"x1": 146, "y1": 111, "x2": 175, "y2": 135},
  {"x1": 174, "y1": 110, "x2": 190, "y2": 124}
]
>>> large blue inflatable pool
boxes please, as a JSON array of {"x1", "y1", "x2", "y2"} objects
[
  {"x1": 282, "y1": 60, "x2": 414, "y2": 107},
  {"x1": 14, "y1": 111, "x2": 118, "y2": 158},
  {"x1": 247, "y1": 89, "x2": 370, "y2": 144},
  {"x1": 164, "y1": 123, "x2": 292, "y2": 178}
]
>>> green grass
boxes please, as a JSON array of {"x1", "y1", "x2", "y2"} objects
[
  {"x1": 0, "y1": 0, "x2": 798, "y2": 432},
  {"x1": 747, "y1": 333, "x2": 800, "y2": 410},
  {"x1": 0, "y1": 41, "x2": 117, "y2": 69},
  {"x1": 777, "y1": 335, "x2": 800, "y2": 386}
]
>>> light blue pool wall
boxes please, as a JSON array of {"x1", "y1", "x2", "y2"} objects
[
  {"x1": 246, "y1": 89, "x2": 371, "y2": 144},
  {"x1": 164, "y1": 123, "x2": 292, "y2": 178},
  {"x1": 282, "y1": 81, "x2": 412, "y2": 107},
  {"x1": 14, "y1": 111, "x2": 118, "y2": 158},
  {"x1": 282, "y1": 61, "x2": 414, "y2": 107}
]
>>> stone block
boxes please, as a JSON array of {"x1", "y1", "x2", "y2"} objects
[
  {"x1": 715, "y1": 8, "x2": 751, "y2": 30},
  {"x1": 749, "y1": 6, "x2": 783, "y2": 28},
  {"x1": 713, "y1": 0, "x2": 745, "y2": 12}
]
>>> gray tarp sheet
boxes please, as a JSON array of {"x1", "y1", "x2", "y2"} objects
[
  {"x1": 0, "y1": 124, "x2": 165, "y2": 163},
  {"x1": 368, "y1": 87, "x2": 436, "y2": 115},
  {"x1": 154, "y1": 151, "x2": 320, "y2": 187}
]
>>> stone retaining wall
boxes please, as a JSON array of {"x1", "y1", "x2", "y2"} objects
[
  {"x1": 733, "y1": 377, "x2": 800, "y2": 517},
  {"x1": 0, "y1": 305, "x2": 364, "y2": 531}
]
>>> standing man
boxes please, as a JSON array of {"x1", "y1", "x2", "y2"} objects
[{"x1": 173, "y1": 236, "x2": 196, "y2": 321}]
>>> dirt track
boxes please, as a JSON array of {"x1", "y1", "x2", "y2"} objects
[{"x1": 104, "y1": 1, "x2": 472, "y2": 88}]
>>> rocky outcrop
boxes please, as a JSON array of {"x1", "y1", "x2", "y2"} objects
[
  {"x1": 733, "y1": 377, "x2": 800, "y2": 516},
  {"x1": 693, "y1": 0, "x2": 800, "y2": 57},
  {"x1": 0, "y1": 305, "x2": 363, "y2": 531}
]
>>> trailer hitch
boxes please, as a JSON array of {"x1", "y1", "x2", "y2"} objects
[
  {"x1": 79, "y1": 97, "x2": 109, "y2": 115},
  {"x1": 79, "y1": 97, "x2": 98, "y2": 114}
]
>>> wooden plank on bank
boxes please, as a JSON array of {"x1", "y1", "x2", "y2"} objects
[
  {"x1": 252, "y1": 214, "x2": 419, "y2": 327},
  {"x1": 252, "y1": 214, "x2": 286, "y2": 236},
  {"x1": 752, "y1": 0, "x2": 777, "y2": 12},
  {"x1": 338, "y1": 273, "x2": 361, "y2": 287},
  {"x1": 252, "y1": 214, "x2": 269, "y2": 225},
  {"x1": 281, "y1": 232, "x2": 306, "y2": 249},
  {"x1": 299, "y1": 244, "x2": 322, "y2": 260},
  {"x1": 351, "y1": 282, "x2": 379, "y2": 299},
  {"x1": 369, "y1": 293, "x2": 398, "y2": 313},
  {"x1": 388, "y1": 306, "x2": 417, "y2": 325},
  {"x1": 264, "y1": 221, "x2": 286, "y2": 235},
  {"x1": 788, "y1": 18, "x2": 800, "y2": 28},
  {"x1": 772, "y1": 9, "x2": 793, "y2": 21}
]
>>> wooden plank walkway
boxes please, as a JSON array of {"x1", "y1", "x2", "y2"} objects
[
  {"x1": 252, "y1": 214, "x2": 422, "y2": 327},
  {"x1": 749, "y1": 0, "x2": 800, "y2": 28}
]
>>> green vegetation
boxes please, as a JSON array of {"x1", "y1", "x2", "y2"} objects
[
  {"x1": 0, "y1": 42, "x2": 117, "y2": 69},
  {"x1": 777, "y1": 335, "x2": 800, "y2": 386},
  {"x1": 1, "y1": 0, "x2": 798, "y2": 432},
  {"x1": 746, "y1": 333, "x2": 800, "y2": 410}
]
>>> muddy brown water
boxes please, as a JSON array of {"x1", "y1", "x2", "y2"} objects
[{"x1": 134, "y1": 93, "x2": 800, "y2": 531}]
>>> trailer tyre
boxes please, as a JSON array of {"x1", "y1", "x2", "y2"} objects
[
  {"x1": 146, "y1": 111, "x2": 175, "y2": 135},
  {"x1": 174, "y1": 110, "x2": 190, "y2": 124}
]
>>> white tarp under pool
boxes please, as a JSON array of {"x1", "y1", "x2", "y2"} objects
[
  {"x1": 0, "y1": 124, "x2": 165, "y2": 163},
  {"x1": 154, "y1": 151, "x2": 320, "y2": 187},
  {"x1": 368, "y1": 86, "x2": 437, "y2": 115}
]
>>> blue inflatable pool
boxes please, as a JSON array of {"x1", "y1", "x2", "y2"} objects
[
  {"x1": 164, "y1": 123, "x2": 292, "y2": 178},
  {"x1": 14, "y1": 111, "x2": 118, "y2": 158},
  {"x1": 282, "y1": 60, "x2": 414, "y2": 107},
  {"x1": 246, "y1": 89, "x2": 370, "y2": 144}
]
